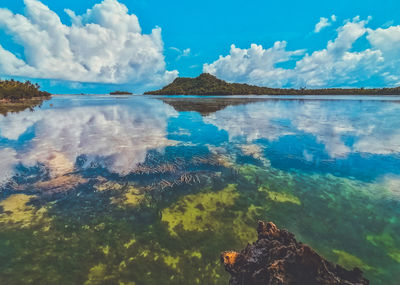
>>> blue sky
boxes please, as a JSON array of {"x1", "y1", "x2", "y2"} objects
[{"x1": 0, "y1": 0, "x2": 400, "y2": 93}]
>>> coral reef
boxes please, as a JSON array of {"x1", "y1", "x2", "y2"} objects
[{"x1": 221, "y1": 221, "x2": 369, "y2": 285}]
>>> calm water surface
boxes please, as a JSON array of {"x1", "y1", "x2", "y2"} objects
[{"x1": 0, "y1": 95, "x2": 399, "y2": 284}]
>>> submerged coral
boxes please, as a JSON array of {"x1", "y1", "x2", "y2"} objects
[{"x1": 222, "y1": 221, "x2": 369, "y2": 285}]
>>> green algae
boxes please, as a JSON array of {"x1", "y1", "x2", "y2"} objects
[
  {"x1": 367, "y1": 232, "x2": 400, "y2": 263},
  {"x1": 124, "y1": 238, "x2": 137, "y2": 249},
  {"x1": 100, "y1": 245, "x2": 110, "y2": 256},
  {"x1": 231, "y1": 205, "x2": 260, "y2": 243},
  {"x1": 388, "y1": 251, "x2": 400, "y2": 263},
  {"x1": 332, "y1": 249, "x2": 372, "y2": 271},
  {"x1": 367, "y1": 232, "x2": 395, "y2": 248},
  {"x1": 94, "y1": 181, "x2": 125, "y2": 192},
  {"x1": 1, "y1": 147, "x2": 400, "y2": 285},
  {"x1": 163, "y1": 255, "x2": 180, "y2": 269},
  {"x1": 266, "y1": 191, "x2": 301, "y2": 205},
  {"x1": 187, "y1": 250, "x2": 202, "y2": 259},
  {"x1": 94, "y1": 180, "x2": 150, "y2": 209},
  {"x1": 0, "y1": 194, "x2": 50, "y2": 229},
  {"x1": 111, "y1": 186, "x2": 148, "y2": 208},
  {"x1": 233, "y1": 162, "x2": 399, "y2": 283},
  {"x1": 161, "y1": 184, "x2": 238, "y2": 236},
  {"x1": 84, "y1": 264, "x2": 110, "y2": 285}
]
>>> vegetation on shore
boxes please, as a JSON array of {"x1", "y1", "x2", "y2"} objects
[
  {"x1": 0, "y1": 79, "x2": 51, "y2": 115},
  {"x1": 145, "y1": 73, "x2": 400, "y2": 95},
  {"x1": 0, "y1": 79, "x2": 51, "y2": 100}
]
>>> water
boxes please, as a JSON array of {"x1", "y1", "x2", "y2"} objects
[{"x1": 0, "y1": 95, "x2": 399, "y2": 284}]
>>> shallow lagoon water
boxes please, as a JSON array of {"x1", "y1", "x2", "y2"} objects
[{"x1": 0, "y1": 95, "x2": 399, "y2": 284}]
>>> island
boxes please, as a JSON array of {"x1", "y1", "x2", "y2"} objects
[
  {"x1": 0, "y1": 79, "x2": 51, "y2": 115},
  {"x1": 145, "y1": 73, "x2": 400, "y2": 95},
  {"x1": 110, "y1": 91, "x2": 133, "y2": 95}
]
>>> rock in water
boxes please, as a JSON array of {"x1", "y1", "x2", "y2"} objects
[{"x1": 221, "y1": 221, "x2": 369, "y2": 285}]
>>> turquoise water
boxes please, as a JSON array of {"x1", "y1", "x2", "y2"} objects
[{"x1": 0, "y1": 95, "x2": 399, "y2": 284}]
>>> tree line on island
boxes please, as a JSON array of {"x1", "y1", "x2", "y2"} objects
[
  {"x1": 0, "y1": 79, "x2": 51, "y2": 101},
  {"x1": 109, "y1": 90, "x2": 133, "y2": 95},
  {"x1": 145, "y1": 73, "x2": 400, "y2": 95}
]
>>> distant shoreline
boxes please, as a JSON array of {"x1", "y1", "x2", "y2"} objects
[{"x1": 109, "y1": 91, "x2": 133, "y2": 95}]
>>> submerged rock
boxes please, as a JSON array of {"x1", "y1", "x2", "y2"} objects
[{"x1": 221, "y1": 221, "x2": 369, "y2": 285}]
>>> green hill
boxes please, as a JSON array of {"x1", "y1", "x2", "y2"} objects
[{"x1": 145, "y1": 73, "x2": 400, "y2": 95}]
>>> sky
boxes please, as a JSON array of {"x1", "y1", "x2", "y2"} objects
[{"x1": 0, "y1": 0, "x2": 399, "y2": 93}]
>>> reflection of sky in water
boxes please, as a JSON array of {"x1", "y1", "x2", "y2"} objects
[
  {"x1": 0, "y1": 96, "x2": 178, "y2": 182},
  {"x1": 205, "y1": 100, "x2": 400, "y2": 157},
  {"x1": 204, "y1": 100, "x2": 400, "y2": 180},
  {"x1": 0, "y1": 95, "x2": 400, "y2": 285},
  {"x1": 1, "y1": 96, "x2": 400, "y2": 183}
]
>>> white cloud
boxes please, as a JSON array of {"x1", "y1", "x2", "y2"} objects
[
  {"x1": 0, "y1": 0, "x2": 178, "y2": 85},
  {"x1": 314, "y1": 15, "x2": 337, "y2": 33},
  {"x1": 204, "y1": 41, "x2": 305, "y2": 87},
  {"x1": 182, "y1": 48, "x2": 191, "y2": 57},
  {"x1": 170, "y1": 47, "x2": 191, "y2": 60},
  {"x1": 367, "y1": 25, "x2": 400, "y2": 85},
  {"x1": 203, "y1": 17, "x2": 400, "y2": 88},
  {"x1": 292, "y1": 17, "x2": 383, "y2": 87},
  {"x1": 315, "y1": 17, "x2": 330, "y2": 33},
  {"x1": 0, "y1": 97, "x2": 178, "y2": 181}
]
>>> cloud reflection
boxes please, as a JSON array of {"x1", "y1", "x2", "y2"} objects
[
  {"x1": 0, "y1": 98, "x2": 177, "y2": 183},
  {"x1": 204, "y1": 100, "x2": 400, "y2": 158}
]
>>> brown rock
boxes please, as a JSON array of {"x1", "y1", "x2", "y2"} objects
[{"x1": 221, "y1": 221, "x2": 369, "y2": 285}]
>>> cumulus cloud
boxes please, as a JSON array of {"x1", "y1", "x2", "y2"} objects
[
  {"x1": 0, "y1": 97, "x2": 178, "y2": 182},
  {"x1": 367, "y1": 25, "x2": 400, "y2": 85},
  {"x1": 314, "y1": 15, "x2": 337, "y2": 33},
  {"x1": 204, "y1": 16, "x2": 400, "y2": 88},
  {"x1": 204, "y1": 41, "x2": 305, "y2": 87},
  {"x1": 0, "y1": 0, "x2": 178, "y2": 85}
]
